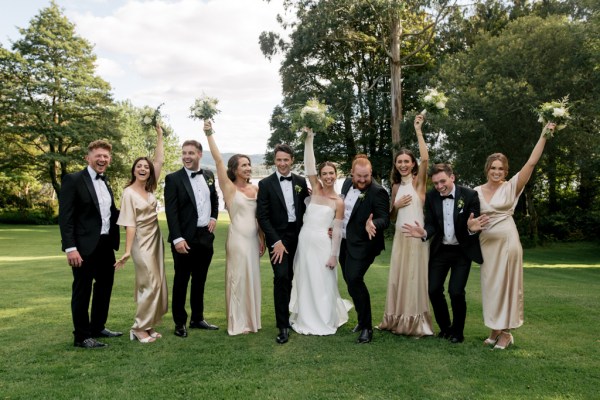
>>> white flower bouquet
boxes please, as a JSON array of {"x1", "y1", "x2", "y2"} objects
[
  {"x1": 140, "y1": 103, "x2": 168, "y2": 135},
  {"x1": 292, "y1": 98, "x2": 334, "y2": 134},
  {"x1": 535, "y1": 96, "x2": 570, "y2": 138},
  {"x1": 189, "y1": 94, "x2": 220, "y2": 121},
  {"x1": 418, "y1": 87, "x2": 448, "y2": 116}
]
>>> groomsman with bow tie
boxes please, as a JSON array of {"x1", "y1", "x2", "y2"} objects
[
  {"x1": 403, "y1": 163, "x2": 488, "y2": 343},
  {"x1": 59, "y1": 140, "x2": 122, "y2": 348},
  {"x1": 257, "y1": 144, "x2": 309, "y2": 344},
  {"x1": 165, "y1": 139, "x2": 219, "y2": 338}
]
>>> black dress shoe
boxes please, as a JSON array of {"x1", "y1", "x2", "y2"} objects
[
  {"x1": 437, "y1": 330, "x2": 451, "y2": 339},
  {"x1": 449, "y1": 335, "x2": 464, "y2": 344},
  {"x1": 92, "y1": 328, "x2": 123, "y2": 338},
  {"x1": 74, "y1": 338, "x2": 107, "y2": 348},
  {"x1": 189, "y1": 320, "x2": 219, "y2": 330},
  {"x1": 174, "y1": 325, "x2": 188, "y2": 338},
  {"x1": 357, "y1": 328, "x2": 373, "y2": 344},
  {"x1": 276, "y1": 328, "x2": 289, "y2": 344},
  {"x1": 351, "y1": 324, "x2": 363, "y2": 333}
]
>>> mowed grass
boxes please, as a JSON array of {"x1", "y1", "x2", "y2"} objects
[{"x1": 0, "y1": 217, "x2": 598, "y2": 400}]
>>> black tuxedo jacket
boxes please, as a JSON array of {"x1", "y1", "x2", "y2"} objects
[
  {"x1": 341, "y1": 178, "x2": 390, "y2": 260},
  {"x1": 423, "y1": 184, "x2": 483, "y2": 264},
  {"x1": 164, "y1": 168, "x2": 219, "y2": 243},
  {"x1": 256, "y1": 172, "x2": 309, "y2": 247},
  {"x1": 58, "y1": 168, "x2": 120, "y2": 256}
]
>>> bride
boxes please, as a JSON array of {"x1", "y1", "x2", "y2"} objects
[{"x1": 289, "y1": 128, "x2": 352, "y2": 335}]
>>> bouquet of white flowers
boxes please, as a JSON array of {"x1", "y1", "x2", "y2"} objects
[
  {"x1": 535, "y1": 96, "x2": 570, "y2": 138},
  {"x1": 292, "y1": 98, "x2": 334, "y2": 134},
  {"x1": 140, "y1": 103, "x2": 167, "y2": 135},
  {"x1": 189, "y1": 94, "x2": 220, "y2": 122},
  {"x1": 418, "y1": 87, "x2": 448, "y2": 116}
]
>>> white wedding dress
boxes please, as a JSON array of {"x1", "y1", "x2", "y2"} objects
[{"x1": 289, "y1": 195, "x2": 353, "y2": 335}]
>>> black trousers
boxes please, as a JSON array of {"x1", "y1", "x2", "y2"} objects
[
  {"x1": 339, "y1": 240, "x2": 376, "y2": 330},
  {"x1": 171, "y1": 227, "x2": 214, "y2": 326},
  {"x1": 71, "y1": 235, "x2": 116, "y2": 341},
  {"x1": 428, "y1": 244, "x2": 472, "y2": 338},
  {"x1": 270, "y1": 223, "x2": 299, "y2": 329}
]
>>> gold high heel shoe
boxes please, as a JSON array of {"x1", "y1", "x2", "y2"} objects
[
  {"x1": 493, "y1": 332, "x2": 514, "y2": 350},
  {"x1": 130, "y1": 330, "x2": 155, "y2": 343},
  {"x1": 483, "y1": 330, "x2": 502, "y2": 346},
  {"x1": 146, "y1": 329, "x2": 162, "y2": 339}
]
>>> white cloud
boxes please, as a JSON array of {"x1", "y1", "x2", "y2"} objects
[{"x1": 69, "y1": 0, "x2": 286, "y2": 154}]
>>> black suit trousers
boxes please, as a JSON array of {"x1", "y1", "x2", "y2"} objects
[
  {"x1": 428, "y1": 245, "x2": 472, "y2": 338},
  {"x1": 339, "y1": 239, "x2": 375, "y2": 329},
  {"x1": 71, "y1": 235, "x2": 116, "y2": 341},
  {"x1": 171, "y1": 227, "x2": 214, "y2": 326},
  {"x1": 270, "y1": 223, "x2": 299, "y2": 329}
]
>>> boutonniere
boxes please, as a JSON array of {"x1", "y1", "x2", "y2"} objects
[
  {"x1": 294, "y1": 184, "x2": 302, "y2": 194},
  {"x1": 457, "y1": 198, "x2": 465, "y2": 213},
  {"x1": 358, "y1": 191, "x2": 367, "y2": 201},
  {"x1": 206, "y1": 177, "x2": 214, "y2": 186}
]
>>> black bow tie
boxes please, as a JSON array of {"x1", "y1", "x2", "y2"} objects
[
  {"x1": 95, "y1": 174, "x2": 106, "y2": 181},
  {"x1": 280, "y1": 176, "x2": 292, "y2": 182},
  {"x1": 191, "y1": 170, "x2": 203, "y2": 178},
  {"x1": 441, "y1": 194, "x2": 454, "y2": 200}
]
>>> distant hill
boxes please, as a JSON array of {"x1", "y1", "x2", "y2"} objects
[{"x1": 200, "y1": 152, "x2": 272, "y2": 177}]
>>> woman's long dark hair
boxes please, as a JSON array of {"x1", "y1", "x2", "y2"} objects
[
  {"x1": 227, "y1": 154, "x2": 251, "y2": 183},
  {"x1": 389, "y1": 149, "x2": 418, "y2": 185},
  {"x1": 126, "y1": 157, "x2": 157, "y2": 192}
]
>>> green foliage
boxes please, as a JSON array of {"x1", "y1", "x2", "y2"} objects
[
  {"x1": 0, "y1": 204, "x2": 57, "y2": 225},
  {"x1": 0, "y1": 1, "x2": 120, "y2": 196}
]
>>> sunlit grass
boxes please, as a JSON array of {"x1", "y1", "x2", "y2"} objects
[{"x1": 0, "y1": 222, "x2": 598, "y2": 399}]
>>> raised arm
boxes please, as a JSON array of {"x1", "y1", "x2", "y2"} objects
[
  {"x1": 152, "y1": 124, "x2": 165, "y2": 179},
  {"x1": 303, "y1": 128, "x2": 321, "y2": 192},
  {"x1": 515, "y1": 122, "x2": 555, "y2": 194},
  {"x1": 414, "y1": 114, "x2": 429, "y2": 200},
  {"x1": 203, "y1": 120, "x2": 236, "y2": 203}
]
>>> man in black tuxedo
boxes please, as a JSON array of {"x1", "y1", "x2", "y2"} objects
[
  {"x1": 340, "y1": 155, "x2": 390, "y2": 344},
  {"x1": 165, "y1": 139, "x2": 219, "y2": 338},
  {"x1": 59, "y1": 140, "x2": 122, "y2": 349},
  {"x1": 257, "y1": 144, "x2": 309, "y2": 344},
  {"x1": 403, "y1": 163, "x2": 488, "y2": 343}
]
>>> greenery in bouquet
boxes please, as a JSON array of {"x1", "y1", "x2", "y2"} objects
[
  {"x1": 418, "y1": 87, "x2": 448, "y2": 116},
  {"x1": 140, "y1": 103, "x2": 167, "y2": 135},
  {"x1": 292, "y1": 98, "x2": 334, "y2": 135},
  {"x1": 189, "y1": 94, "x2": 221, "y2": 122},
  {"x1": 535, "y1": 96, "x2": 570, "y2": 138}
]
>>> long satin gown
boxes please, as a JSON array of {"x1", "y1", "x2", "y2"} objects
[
  {"x1": 117, "y1": 187, "x2": 168, "y2": 331},
  {"x1": 289, "y1": 195, "x2": 352, "y2": 335},
  {"x1": 225, "y1": 190, "x2": 261, "y2": 335},
  {"x1": 378, "y1": 176, "x2": 434, "y2": 336},
  {"x1": 476, "y1": 173, "x2": 524, "y2": 330}
]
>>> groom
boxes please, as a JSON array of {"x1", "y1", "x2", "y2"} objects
[
  {"x1": 340, "y1": 154, "x2": 390, "y2": 344},
  {"x1": 257, "y1": 144, "x2": 309, "y2": 344},
  {"x1": 403, "y1": 163, "x2": 487, "y2": 343}
]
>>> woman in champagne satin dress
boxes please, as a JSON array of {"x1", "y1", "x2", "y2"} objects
[
  {"x1": 203, "y1": 120, "x2": 265, "y2": 336},
  {"x1": 378, "y1": 114, "x2": 433, "y2": 337},
  {"x1": 115, "y1": 124, "x2": 167, "y2": 343},
  {"x1": 476, "y1": 122, "x2": 555, "y2": 350}
]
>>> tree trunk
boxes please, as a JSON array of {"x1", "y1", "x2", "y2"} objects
[{"x1": 390, "y1": 12, "x2": 403, "y2": 149}]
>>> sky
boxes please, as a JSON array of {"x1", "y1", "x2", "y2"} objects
[{"x1": 0, "y1": 0, "x2": 287, "y2": 154}]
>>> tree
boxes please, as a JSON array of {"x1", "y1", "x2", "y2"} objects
[
  {"x1": 0, "y1": 1, "x2": 119, "y2": 197},
  {"x1": 437, "y1": 15, "x2": 600, "y2": 240}
]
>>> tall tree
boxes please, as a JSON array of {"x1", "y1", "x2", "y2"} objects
[{"x1": 0, "y1": 1, "x2": 119, "y2": 197}]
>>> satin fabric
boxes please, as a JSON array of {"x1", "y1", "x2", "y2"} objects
[
  {"x1": 117, "y1": 187, "x2": 168, "y2": 331},
  {"x1": 379, "y1": 176, "x2": 434, "y2": 336},
  {"x1": 289, "y1": 195, "x2": 352, "y2": 335},
  {"x1": 476, "y1": 173, "x2": 524, "y2": 330},
  {"x1": 225, "y1": 191, "x2": 262, "y2": 335}
]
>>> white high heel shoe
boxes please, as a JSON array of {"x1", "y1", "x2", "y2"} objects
[
  {"x1": 130, "y1": 330, "x2": 156, "y2": 343},
  {"x1": 493, "y1": 332, "x2": 514, "y2": 350}
]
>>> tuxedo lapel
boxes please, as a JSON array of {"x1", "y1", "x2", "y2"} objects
[
  {"x1": 179, "y1": 168, "x2": 196, "y2": 205},
  {"x1": 453, "y1": 186, "x2": 462, "y2": 224},
  {"x1": 82, "y1": 169, "x2": 101, "y2": 215},
  {"x1": 271, "y1": 174, "x2": 287, "y2": 211}
]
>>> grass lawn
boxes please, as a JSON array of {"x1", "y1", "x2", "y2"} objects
[{"x1": 0, "y1": 217, "x2": 598, "y2": 399}]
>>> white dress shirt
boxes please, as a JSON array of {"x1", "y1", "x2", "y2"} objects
[{"x1": 276, "y1": 171, "x2": 296, "y2": 223}]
